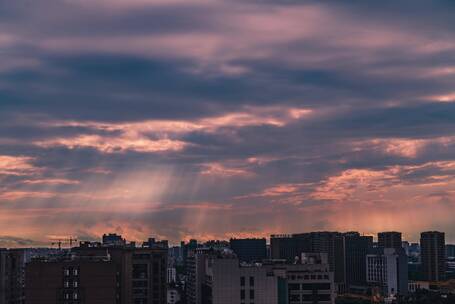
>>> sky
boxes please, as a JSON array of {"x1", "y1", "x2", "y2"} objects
[{"x1": 1, "y1": 0, "x2": 455, "y2": 247}]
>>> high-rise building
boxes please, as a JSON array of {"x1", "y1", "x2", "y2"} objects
[
  {"x1": 270, "y1": 235, "x2": 298, "y2": 261},
  {"x1": 271, "y1": 231, "x2": 356, "y2": 291},
  {"x1": 446, "y1": 244, "x2": 455, "y2": 259},
  {"x1": 420, "y1": 231, "x2": 446, "y2": 281},
  {"x1": 229, "y1": 238, "x2": 267, "y2": 263},
  {"x1": 0, "y1": 248, "x2": 35, "y2": 304},
  {"x1": 343, "y1": 232, "x2": 373, "y2": 289},
  {"x1": 366, "y1": 248, "x2": 408, "y2": 297},
  {"x1": 0, "y1": 249, "x2": 8, "y2": 304},
  {"x1": 378, "y1": 232, "x2": 402, "y2": 250},
  {"x1": 305, "y1": 232, "x2": 345, "y2": 285}
]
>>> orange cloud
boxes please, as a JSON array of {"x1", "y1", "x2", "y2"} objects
[
  {"x1": 200, "y1": 162, "x2": 252, "y2": 178},
  {"x1": 36, "y1": 134, "x2": 186, "y2": 153},
  {"x1": 0, "y1": 155, "x2": 39, "y2": 176},
  {"x1": 38, "y1": 106, "x2": 312, "y2": 153},
  {"x1": 22, "y1": 178, "x2": 80, "y2": 185}
]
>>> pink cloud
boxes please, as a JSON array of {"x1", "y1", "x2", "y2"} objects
[
  {"x1": 35, "y1": 134, "x2": 187, "y2": 153},
  {"x1": 200, "y1": 162, "x2": 253, "y2": 178},
  {"x1": 37, "y1": 106, "x2": 313, "y2": 153},
  {"x1": 0, "y1": 155, "x2": 39, "y2": 176}
]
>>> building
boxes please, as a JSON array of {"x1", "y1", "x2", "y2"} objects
[
  {"x1": 167, "y1": 267, "x2": 176, "y2": 284},
  {"x1": 408, "y1": 281, "x2": 430, "y2": 293},
  {"x1": 181, "y1": 239, "x2": 198, "y2": 273},
  {"x1": 305, "y1": 232, "x2": 345, "y2": 286},
  {"x1": 26, "y1": 255, "x2": 119, "y2": 304},
  {"x1": 270, "y1": 235, "x2": 298, "y2": 261},
  {"x1": 102, "y1": 233, "x2": 126, "y2": 247},
  {"x1": 378, "y1": 232, "x2": 402, "y2": 250},
  {"x1": 0, "y1": 249, "x2": 8, "y2": 304},
  {"x1": 186, "y1": 248, "x2": 212, "y2": 304},
  {"x1": 408, "y1": 243, "x2": 420, "y2": 258},
  {"x1": 26, "y1": 235, "x2": 168, "y2": 304},
  {"x1": 420, "y1": 231, "x2": 446, "y2": 281},
  {"x1": 343, "y1": 232, "x2": 373, "y2": 290},
  {"x1": 205, "y1": 254, "x2": 280, "y2": 304},
  {"x1": 191, "y1": 249, "x2": 335, "y2": 304},
  {"x1": 270, "y1": 232, "x2": 344, "y2": 285},
  {"x1": 229, "y1": 238, "x2": 267, "y2": 263},
  {"x1": 206, "y1": 252, "x2": 335, "y2": 304},
  {"x1": 0, "y1": 248, "x2": 39, "y2": 304},
  {"x1": 366, "y1": 248, "x2": 408, "y2": 297},
  {"x1": 446, "y1": 244, "x2": 455, "y2": 259},
  {"x1": 167, "y1": 288, "x2": 181, "y2": 304}
]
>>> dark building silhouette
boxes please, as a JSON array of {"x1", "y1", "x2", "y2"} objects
[
  {"x1": 102, "y1": 233, "x2": 126, "y2": 247},
  {"x1": 421, "y1": 231, "x2": 446, "y2": 281},
  {"x1": 378, "y1": 232, "x2": 402, "y2": 250},
  {"x1": 229, "y1": 238, "x2": 266, "y2": 263},
  {"x1": 181, "y1": 239, "x2": 198, "y2": 268},
  {"x1": 271, "y1": 232, "x2": 345, "y2": 286},
  {"x1": 25, "y1": 236, "x2": 168, "y2": 304},
  {"x1": 343, "y1": 232, "x2": 373, "y2": 289},
  {"x1": 26, "y1": 258, "x2": 119, "y2": 304},
  {"x1": 0, "y1": 249, "x2": 29, "y2": 304},
  {"x1": 446, "y1": 244, "x2": 455, "y2": 259},
  {"x1": 270, "y1": 235, "x2": 298, "y2": 261},
  {"x1": 306, "y1": 232, "x2": 345, "y2": 285}
]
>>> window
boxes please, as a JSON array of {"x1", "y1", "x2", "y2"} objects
[
  {"x1": 290, "y1": 294, "x2": 300, "y2": 301},
  {"x1": 64, "y1": 281, "x2": 70, "y2": 288},
  {"x1": 240, "y1": 276, "x2": 245, "y2": 287},
  {"x1": 73, "y1": 269, "x2": 79, "y2": 276},
  {"x1": 73, "y1": 292, "x2": 79, "y2": 300},
  {"x1": 249, "y1": 277, "x2": 254, "y2": 287},
  {"x1": 288, "y1": 283, "x2": 300, "y2": 291},
  {"x1": 73, "y1": 281, "x2": 78, "y2": 288},
  {"x1": 64, "y1": 269, "x2": 70, "y2": 276},
  {"x1": 249, "y1": 289, "x2": 254, "y2": 299},
  {"x1": 240, "y1": 289, "x2": 245, "y2": 300}
]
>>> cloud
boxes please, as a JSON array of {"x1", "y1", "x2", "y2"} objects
[
  {"x1": 2, "y1": 0, "x2": 455, "y2": 244},
  {"x1": 0, "y1": 155, "x2": 39, "y2": 176}
]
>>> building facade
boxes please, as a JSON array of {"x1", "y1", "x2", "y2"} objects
[
  {"x1": 343, "y1": 232, "x2": 373, "y2": 290},
  {"x1": 26, "y1": 236, "x2": 168, "y2": 304},
  {"x1": 378, "y1": 232, "x2": 402, "y2": 251},
  {"x1": 26, "y1": 257, "x2": 119, "y2": 304},
  {"x1": 199, "y1": 250, "x2": 335, "y2": 304},
  {"x1": 229, "y1": 238, "x2": 267, "y2": 263},
  {"x1": 366, "y1": 248, "x2": 408, "y2": 297},
  {"x1": 420, "y1": 231, "x2": 446, "y2": 281}
]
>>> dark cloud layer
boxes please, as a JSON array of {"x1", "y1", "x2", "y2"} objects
[{"x1": 1, "y1": 0, "x2": 455, "y2": 246}]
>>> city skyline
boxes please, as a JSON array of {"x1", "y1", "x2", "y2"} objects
[{"x1": 1, "y1": 0, "x2": 455, "y2": 247}]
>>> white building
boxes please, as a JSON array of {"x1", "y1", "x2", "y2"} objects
[
  {"x1": 167, "y1": 267, "x2": 176, "y2": 284},
  {"x1": 366, "y1": 248, "x2": 408, "y2": 297}
]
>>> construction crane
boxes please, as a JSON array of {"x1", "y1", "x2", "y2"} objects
[{"x1": 50, "y1": 237, "x2": 78, "y2": 250}]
